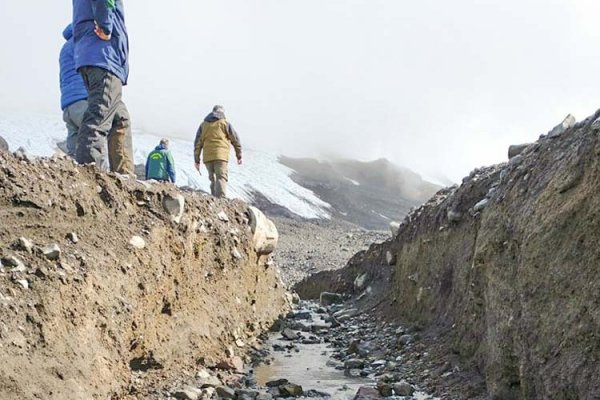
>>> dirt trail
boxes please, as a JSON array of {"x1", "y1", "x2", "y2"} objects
[{"x1": 0, "y1": 151, "x2": 289, "y2": 399}]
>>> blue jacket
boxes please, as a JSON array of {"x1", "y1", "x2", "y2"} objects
[
  {"x1": 72, "y1": 0, "x2": 129, "y2": 85},
  {"x1": 146, "y1": 144, "x2": 176, "y2": 183},
  {"x1": 59, "y1": 25, "x2": 88, "y2": 110}
]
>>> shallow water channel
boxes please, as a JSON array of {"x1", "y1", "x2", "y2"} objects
[{"x1": 254, "y1": 335, "x2": 371, "y2": 399}]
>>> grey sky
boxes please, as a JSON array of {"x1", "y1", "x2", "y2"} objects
[{"x1": 1, "y1": 0, "x2": 599, "y2": 182}]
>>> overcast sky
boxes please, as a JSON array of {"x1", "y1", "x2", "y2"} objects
[{"x1": 1, "y1": 0, "x2": 599, "y2": 182}]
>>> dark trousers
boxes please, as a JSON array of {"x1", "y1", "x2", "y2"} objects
[{"x1": 75, "y1": 67, "x2": 134, "y2": 174}]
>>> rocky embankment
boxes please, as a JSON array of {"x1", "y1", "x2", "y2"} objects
[
  {"x1": 0, "y1": 148, "x2": 289, "y2": 400},
  {"x1": 296, "y1": 114, "x2": 600, "y2": 399}
]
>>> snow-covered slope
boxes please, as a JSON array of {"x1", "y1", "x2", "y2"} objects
[{"x1": 0, "y1": 112, "x2": 331, "y2": 219}]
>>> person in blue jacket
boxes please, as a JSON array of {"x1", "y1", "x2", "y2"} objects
[
  {"x1": 146, "y1": 139, "x2": 176, "y2": 183},
  {"x1": 59, "y1": 24, "x2": 88, "y2": 158},
  {"x1": 72, "y1": 0, "x2": 133, "y2": 174}
]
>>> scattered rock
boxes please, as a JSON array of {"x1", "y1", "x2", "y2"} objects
[
  {"x1": 548, "y1": 114, "x2": 576, "y2": 138},
  {"x1": 215, "y1": 386, "x2": 236, "y2": 399},
  {"x1": 216, "y1": 356, "x2": 244, "y2": 373},
  {"x1": 236, "y1": 389, "x2": 259, "y2": 400},
  {"x1": 129, "y1": 236, "x2": 146, "y2": 249},
  {"x1": 399, "y1": 334, "x2": 414, "y2": 346},
  {"x1": 344, "y1": 359, "x2": 366, "y2": 369},
  {"x1": 279, "y1": 383, "x2": 303, "y2": 397},
  {"x1": 389, "y1": 221, "x2": 400, "y2": 237},
  {"x1": 174, "y1": 386, "x2": 203, "y2": 400},
  {"x1": 392, "y1": 381, "x2": 416, "y2": 396},
  {"x1": 217, "y1": 211, "x2": 229, "y2": 222},
  {"x1": 0, "y1": 136, "x2": 8, "y2": 152},
  {"x1": 2, "y1": 255, "x2": 26, "y2": 272},
  {"x1": 473, "y1": 198, "x2": 489, "y2": 212},
  {"x1": 353, "y1": 386, "x2": 382, "y2": 399},
  {"x1": 15, "y1": 279, "x2": 29, "y2": 290},
  {"x1": 162, "y1": 193, "x2": 185, "y2": 223},
  {"x1": 385, "y1": 250, "x2": 396, "y2": 266},
  {"x1": 508, "y1": 143, "x2": 531, "y2": 159},
  {"x1": 376, "y1": 381, "x2": 393, "y2": 397},
  {"x1": 319, "y1": 292, "x2": 343, "y2": 306},
  {"x1": 281, "y1": 328, "x2": 298, "y2": 340},
  {"x1": 66, "y1": 232, "x2": 79, "y2": 244},
  {"x1": 248, "y1": 206, "x2": 279, "y2": 255},
  {"x1": 232, "y1": 248, "x2": 242, "y2": 260},
  {"x1": 42, "y1": 244, "x2": 61, "y2": 260},
  {"x1": 265, "y1": 379, "x2": 288, "y2": 388},
  {"x1": 354, "y1": 273, "x2": 368, "y2": 290},
  {"x1": 16, "y1": 237, "x2": 34, "y2": 253}
]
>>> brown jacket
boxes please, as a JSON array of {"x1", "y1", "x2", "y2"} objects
[{"x1": 194, "y1": 112, "x2": 242, "y2": 163}]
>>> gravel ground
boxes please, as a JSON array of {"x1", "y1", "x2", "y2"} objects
[{"x1": 271, "y1": 216, "x2": 391, "y2": 286}]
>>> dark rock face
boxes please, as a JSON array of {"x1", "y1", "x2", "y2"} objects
[
  {"x1": 0, "y1": 136, "x2": 8, "y2": 152},
  {"x1": 279, "y1": 156, "x2": 441, "y2": 230},
  {"x1": 296, "y1": 112, "x2": 600, "y2": 398}
]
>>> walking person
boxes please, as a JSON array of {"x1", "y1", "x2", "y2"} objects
[
  {"x1": 59, "y1": 24, "x2": 88, "y2": 158},
  {"x1": 72, "y1": 0, "x2": 133, "y2": 174},
  {"x1": 194, "y1": 105, "x2": 242, "y2": 198},
  {"x1": 145, "y1": 139, "x2": 176, "y2": 183}
]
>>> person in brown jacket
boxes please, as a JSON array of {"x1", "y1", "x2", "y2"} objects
[{"x1": 194, "y1": 105, "x2": 242, "y2": 198}]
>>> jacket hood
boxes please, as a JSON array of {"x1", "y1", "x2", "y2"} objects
[
  {"x1": 63, "y1": 24, "x2": 73, "y2": 41},
  {"x1": 204, "y1": 111, "x2": 225, "y2": 122},
  {"x1": 155, "y1": 144, "x2": 167, "y2": 151}
]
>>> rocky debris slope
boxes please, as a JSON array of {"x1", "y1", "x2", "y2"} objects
[
  {"x1": 0, "y1": 151, "x2": 289, "y2": 400},
  {"x1": 272, "y1": 217, "x2": 389, "y2": 286},
  {"x1": 295, "y1": 113, "x2": 600, "y2": 399}
]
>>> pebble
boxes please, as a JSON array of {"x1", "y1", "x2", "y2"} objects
[
  {"x1": 129, "y1": 236, "x2": 146, "y2": 249},
  {"x1": 16, "y1": 237, "x2": 34, "y2": 253},
  {"x1": 217, "y1": 211, "x2": 229, "y2": 222},
  {"x1": 42, "y1": 244, "x2": 61, "y2": 260}
]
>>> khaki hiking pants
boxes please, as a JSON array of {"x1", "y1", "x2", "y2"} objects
[
  {"x1": 76, "y1": 67, "x2": 134, "y2": 174},
  {"x1": 205, "y1": 160, "x2": 228, "y2": 198}
]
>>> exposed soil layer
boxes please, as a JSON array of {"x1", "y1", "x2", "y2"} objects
[
  {"x1": 296, "y1": 118, "x2": 600, "y2": 398},
  {"x1": 0, "y1": 151, "x2": 289, "y2": 400}
]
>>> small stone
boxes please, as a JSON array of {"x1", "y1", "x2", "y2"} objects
[
  {"x1": 162, "y1": 194, "x2": 185, "y2": 223},
  {"x1": 399, "y1": 334, "x2": 414, "y2": 346},
  {"x1": 265, "y1": 379, "x2": 288, "y2": 388},
  {"x1": 256, "y1": 394, "x2": 273, "y2": 400},
  {"x1": 281, "y1": 328, "x2": 298, "y2": 340},
  {"x1": 279, "y1": 383, "x2": 303, "y2": 397},
  {"x1": 2, "y1": 255, "x2": 25, "y2": 270},
  {"x1": 548, "y1": 114, "x2": 576, "y2": 138},
  {"x1": 344, "y1": 359, "x2": 366, "y2": 369},
  {"x1": 353, "y1": 386, "x2": 382, "y2": 399},
  {"x1": 16, "y1": 237, "x2": 34, "y2": 253},
  {"x1": 508, "y1": 143, "x2": 531, "y2": 159},
  {"x1": 389, "y1": 221, "x2": 400, "y2": 236},
  {"x1": 15, "y1": 279, "x2": 29, "y2": 290},
  {"x1": 66, "y1": 232, "x2": 79, "y2": 244},
  {"x1": 392, "y1": 381, "x2": 415, "y2": 396},
  {"x1": 217, "y1": 211, "x2": 229, "y2": 222},
  {"x1": 174, "y1": 386, "x2": 202, "y2": 400},
  {"x1": 235, "y1": 339, "x2": 245, "y2": 347},
  {"x1": 232, "y1": 248, "x2": 242, "y2": 260},
  {"x1": 376, "y1": 382, "x2": 393, "y2": 397},
  {"x1": 129, "y1": 236, "x2": 146, "y2": 249},
  {"x1": 354, "y1": 273, "x2": 368, "y2": 290},
  {"x1": 473, "y1": 198, "x2": 489, "y2": 212},
  {"x1": 385, "y1": 251, "x2": 396, "y2": 266},
  {"x1": 319, "y1": 292, "x2": 343, "y2": 306},
  {"x1": 236, "y1": 389, "x2": 259, "y2": 400},
  {"x1": 216, "y1": 386, "x2": 236, "y2": 399},
  {"x1": 42, "y1": 244, "x2": 61, "y2": 260},
  {"x1": 0, "y1": 135, "x2": 8, "y2": 152},
  {"x1": 215, "y1": 356, "x2": 243, "y2": 372}
]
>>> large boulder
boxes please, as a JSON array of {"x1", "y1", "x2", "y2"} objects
[
  {"x1": 0, "y1": 136, "x2": 8, "y2": 152},
  {"x1": 248, "y1": 206, "x2": 278, "y2": 255}
]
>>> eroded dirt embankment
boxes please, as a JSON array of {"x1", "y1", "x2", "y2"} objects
[
  {"x1": 0, "y1": 151, "x2": 289, "y2": 400},
  {"x1": 296, "y1": 118, "x2": 600, "y2": 399}
]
